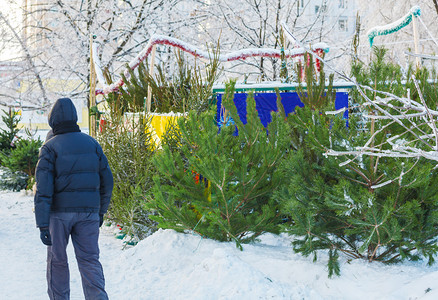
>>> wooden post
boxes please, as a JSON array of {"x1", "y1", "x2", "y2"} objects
[
  {"x1": 89, "y1": 34, "x2": 97, "y2": 137},
  {"x1": 146, "y1": 44, "x2": 156, "y2": 113},
  {"x1": 412, "y1": 14, "x2": 421, "y2": 69}
]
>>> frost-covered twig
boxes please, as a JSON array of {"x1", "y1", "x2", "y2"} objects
[
  {"x1": 327, "y1": 148, "x2": 438, "y2": 160},
  {"x1": 325, "y1": 107, "x2": 347, "y2": 115},
  {"x1": 355, "y1": 83, "x2": 433, "y2": 149},
  {"x1": 411, "y1": 75, "x2": 438, "y2": 150},
  {"x1": 417, "y1": 15, "x2": 438, "y2": 48},
  {"x1": 336, "y1": 120, "x2": 396, "y2": 167},
  {"x1": 0, "y1": 11, "x2": 49, "y2": 107}
]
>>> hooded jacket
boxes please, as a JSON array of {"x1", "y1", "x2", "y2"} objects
[{"x1": 34, "y1": 98, "x2": 113, "y2": 228}]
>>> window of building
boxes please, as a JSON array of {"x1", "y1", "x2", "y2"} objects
[
  {"x1": 339, "y1": 0, "x2": 347, "y2": 8},
  {"x1": 49, "y1": 20, "x2": 59, "y2": 28},
  {"x1": 338, "y1": 19, "x2": 348, "y2": 32},
  {"x1": 315, "y1": 5, "x2": 327, "y2": 14}
]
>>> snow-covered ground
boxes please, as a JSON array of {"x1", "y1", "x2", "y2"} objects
[{"x1": 1, "y1": 190, "x2": 438, "y2": 300}]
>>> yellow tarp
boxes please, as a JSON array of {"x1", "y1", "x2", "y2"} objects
[{"x1": 149, "y1": 114, "x2": 180, "y2": 146}]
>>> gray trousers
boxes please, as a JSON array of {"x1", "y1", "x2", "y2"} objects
[{"x1": 47, "y1": 212, "x2": 108, "y2": 300}]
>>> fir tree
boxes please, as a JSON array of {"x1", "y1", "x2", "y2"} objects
[
  {"x1": 276, "y1": 47, "x2": 438, "y2": 277},
  {"x1": 296, "y1": 52, "x2": 335, "y2": 111},
  {"x1": 148, "y1": 80, "x2": 290, "y2": 248},
  {"x1": 99, "y1": 90, "x2": 158, "y2": 242},
  {"x1": 2, "y1": 138, "x2": 42, "y2": 177},
  {"x1": 0, "y1": 108, "x2": 20, "y2": 155},
  {"x1": 99, "y1": 48, "x2": 220, "y2": 242}
]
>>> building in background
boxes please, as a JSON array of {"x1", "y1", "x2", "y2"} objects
[{"x1": 297, "y1": 0, "x2": 357, "y2": 38}]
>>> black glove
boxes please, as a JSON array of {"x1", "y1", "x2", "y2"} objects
[
  {"x1": 40, "y1": 227, "x2": 52, "y2": 246},
  {"x1": 99, "y1": 214, "x2": 104, "y2": 227}
]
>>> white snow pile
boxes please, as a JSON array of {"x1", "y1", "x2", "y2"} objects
[{"x1": 1, "y1": 190, "x2": 438, "y2": 299}]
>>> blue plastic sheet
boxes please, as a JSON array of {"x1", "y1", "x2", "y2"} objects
[{"x1": 216, "y1": 92, "x2": 349, "y2": 127}]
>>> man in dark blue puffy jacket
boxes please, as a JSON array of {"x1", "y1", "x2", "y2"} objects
[{"x1": 34, "y1": 97, "x2": 113, "y2": 300}]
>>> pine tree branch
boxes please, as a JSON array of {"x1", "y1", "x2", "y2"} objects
[
  {"x1": 233, "y1": 165, "x2": 272, "y2": 214},
  {"x1": 385, "y1": 246, "x2": 417, "y2": 263},
  {"x1": 346, "y1": 164, "x2": 371, "y2": 185},
  {"x1": 214, "y1": 167, "x2": 230, "y2": 226},
  {"x1": 342, "y1": 174, "x2": 369, "y2": 187},
  {"x1": 375, "y1": 244, "x2": 397, "y2": 261},
  {"x1": 337, "y1": 236, "x2": 363, "y2": 259},
  {"x1": 306, "y1": 229, "x2": 362, "y2": 260},
  {"x1": 368, "y1": 210, "x2": 381, "y2": 261}
]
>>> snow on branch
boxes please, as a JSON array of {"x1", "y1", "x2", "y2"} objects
[
  {"x1": 325, "y1": 78, "x2": 438, "y2": 162},
  {"x1": 412, "y1": 75, "x2": 438, "y2": 150},
  {"x1": 93, "y1": 34, "x2": 330, "y2": 95},
  {"x1": 367, "y1": 6, "x2": 421, "y2": 47}
]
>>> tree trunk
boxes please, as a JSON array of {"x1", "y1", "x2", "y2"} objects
[{"x1": 433, "y1": 0, "x2": 438, "y2": 15}]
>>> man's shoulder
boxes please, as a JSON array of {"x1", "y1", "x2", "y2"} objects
[
  {"x1": 60, "y1": 131, "x2": 95, "y2": 140},
  {"x1": 75, "y1": 132, "x2": 104, "y2": 151},
  {"x1": 46, "y1": 132, "x2": 100, "y2": 147},
  {"x1": 77, "y1": 131, "x2": 95, "y2": 140}
]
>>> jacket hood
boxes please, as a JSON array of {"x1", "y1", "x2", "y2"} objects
[{"x1": 48, "y1": 98, "x2": 78, "y2": 128}]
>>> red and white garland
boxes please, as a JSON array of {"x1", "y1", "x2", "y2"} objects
[{"x1": 94, "y1": 34, "x2": 329, "y2": 95}]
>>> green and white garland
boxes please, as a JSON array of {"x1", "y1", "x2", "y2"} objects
[{"x1": 367, "y1": 6, "x2": 421, "y2": 47}]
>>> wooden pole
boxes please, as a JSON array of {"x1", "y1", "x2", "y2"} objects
[
  {"x1": 222, "y1": 105, "x2": 228, "y2": 125},
  {"x1": 412, "y1": 14, "x2": 421, "y2": 69},
  {"x1": 89, "y1": 34, "x2": 97, "y2": 137},
  {"x1": 146, "y1": 45, "x2": 156, "y2": 113}
]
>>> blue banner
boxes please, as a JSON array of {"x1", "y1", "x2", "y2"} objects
[{"x1": 216, "y1": 92, "x2": 349, "y2": 127}]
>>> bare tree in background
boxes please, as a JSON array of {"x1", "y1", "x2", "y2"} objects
[
  {"x1": 201, "y1": 0, "x2": 298, "y2": 81},
  {"x1": 0, "y1": 0, "x2": 208, "y2": 115},
  {"x1": 433, "y1": 0, "x2": 438, "y2": 15},
  {"x1": 0, "y1": 1, "x2": 47, "y2": 110},
  {"x1": 0, "y1": 0, "x2": 362, "y2": 115},
  {"x1": 203, "y1": 0, "x2": 357, "y2": 81}
]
